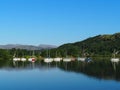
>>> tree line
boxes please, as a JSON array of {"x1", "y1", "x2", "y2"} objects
[{"x1": 1, "y1": 33, "x2": 120, "y2": 60}]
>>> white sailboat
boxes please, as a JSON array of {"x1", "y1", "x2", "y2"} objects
[
  {"x1": 77, "y1": 49, "x2": 88, "y2": 62},
  {"x1": 63, "y1": 51, "x2": 71, "y2": 62},
  {"x1": 21, "y1": 52, "x2": 27, "y2": 62},
  {"x1": 53, "y1": 51, "x2": 62, "y2": 62},
  {"x1": 63, "y1": 58, "x2": 71, "y2": 62},
  {"x1": 44, "y1": 58, "x2": 53, "y2": 63},
  {"x1": 28, "y1": 58, "x2": 32, "y2": 62},
  {"x1": 77, "y1": 52, "x2": 86, "y2": 62},
  {"x1": 54, "y1": 57, "x2": 62, "y2": 62},
  {"x1": 77, "y1": 57, "x2": 86, "y2": 62},
  {"x1": 21, "y1": 58, "x2": 27, "y2": 62},
  {"x1": 44, "y1": 49, "x2": 53, "y2": 63},
  {"x1": 111, "y1": 58, "x2": 119, "y2": 63},
  {"x1": 111, "y1": 50, "x2": 119, "y2": 63},
  {"x1": 77, "y1": 46, "x2": 87, "y2": 62},
  {"x1": 13, "y1": 58, "x2": 20, "y2": 61},
  {"x1": 13, "y1": 52, "x2": 21, "y2": 61}
]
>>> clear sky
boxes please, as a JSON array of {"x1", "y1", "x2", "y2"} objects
[{"x1": 0, "y1": 0, "x2": 120, "y2": 46}]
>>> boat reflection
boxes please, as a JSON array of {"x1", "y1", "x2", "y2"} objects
[{"x1": 0, "y1": 58, "x2": 120, "y2": 81}]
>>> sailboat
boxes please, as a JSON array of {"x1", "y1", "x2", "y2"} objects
[
  {"x1": 77, "y1": 57, "x2": 86, "y2": 62},
  {"x1": 77, "y1": 52, "x2": 86, "y2": 62},
  {"x1": 44, "y1": 58, "x2": 53, "y2": 63},
  {"x1": 28, "y1": 51, "x2": 36, "y2": 63},
  {"x1": 111, "y1": 50, "x2": 119, "y2": 63},
  {"x1": 63, "y1": 51, "x2": 71, "y2": 62},
  {"x1": 21, "y1": 52, "x2": 27, "y2": 62},
  {"x1": 44, "y1": 50, "x2": 53, "y2": 63},
  {"x1": 13, "y1": 58, "x2": 21, "y2": 61},
  {"x1": 28, "y1": 58, "x2": 36, "y2": 62},
  {"x1": 53, "y1": 51, "x2": 62, "y2": 62},
  {"x1": 54, "y1": 58, "x2": 62, "y2": 62},
  {"x1": 111, "y1": 58, "x2": 119, "y2": 63},
  {"x1": 21, "y1": 58, "x2": 27, "y2": 62},
  {"x1": 13, "y1": 52, "x2": 21, "y2": 62},
  {"x1": 63, "y1": 58, "x2": 71, "y2": 62},
  {"x1": 77, "y1": 47, "x2": 86, "y2": 62}
]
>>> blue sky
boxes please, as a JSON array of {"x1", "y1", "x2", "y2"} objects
[{"x1": 0, "y1": 0, "x2": 120, "y2": 46}]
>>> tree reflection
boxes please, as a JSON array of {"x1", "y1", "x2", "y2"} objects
[{"x1": 0, "y1": 58, "x2": 119, "y2": 81}]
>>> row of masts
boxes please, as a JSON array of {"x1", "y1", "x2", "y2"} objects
[
  {"x1": 44, "y1": 50, "x2": 72, "y2": 63},
  {"x1": 12, "y1": 49, "x2": 92, "y2": 63},
  {"x1": 13, "y1": 51, "x2": 36, "y2": 62},
  {"x1": 13, "y1": 49, "x2": 120, "y2": 63},
  {"x1": 13, "y1": 57, "x2": 36, "y2": 62}
]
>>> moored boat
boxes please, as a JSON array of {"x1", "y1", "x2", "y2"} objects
[
  {"x1": 21, "y1": 58, "x2": 27, "y2": 62},
  {"x1": 77, "y1": 57, "x2": 86, "y2": 62},
  {"x1": 111, "y1": 58, "x2": 119, "y2": 63},
  {"x1": 28, "y1": 58, "x2": 36, "y2": 62},
  {"x1": 63, "y1": 58, "x2": 71, "y2": 62},
  {"x1": 44, "y1": 58, "x2": 53, "y2": 63},
  {"x1": 53, "y1": 57, "x2": 62, "y2": 62},
  {"x1": 111, "y1": 50, "x2": 119, "y2": 63},
  {"x1": 13, "y1": 58, "x2": 21, "y2": 61}
]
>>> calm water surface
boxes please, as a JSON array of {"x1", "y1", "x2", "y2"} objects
[{"x1": 0, "y1": 60, "x2": 120, "y2": 90}]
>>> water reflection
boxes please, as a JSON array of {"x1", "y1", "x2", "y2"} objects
[{"x1": 0, "y1": 59, "x2": 120, "y2": 81}]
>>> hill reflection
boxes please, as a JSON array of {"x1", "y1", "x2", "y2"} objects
[{"x1": 0, "y1": 59, "x2": 120, "y2": 81}]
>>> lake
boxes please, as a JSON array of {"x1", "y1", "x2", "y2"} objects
[{"x1": 0, "y1": 59, "x2": 120, "y2": 90}]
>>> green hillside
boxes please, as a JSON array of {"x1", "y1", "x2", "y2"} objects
[{"x1": 57, "y1": 33, "x2": 120, "y2": 57}]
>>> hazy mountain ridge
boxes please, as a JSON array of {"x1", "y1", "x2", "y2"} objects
[{"x1": 0, "y1": 44, "x2": 57, "y2": 50}]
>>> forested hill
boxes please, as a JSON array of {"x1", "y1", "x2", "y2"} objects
[{"x1": 58, "y1": 33, "x2": 120, "y2": 56}]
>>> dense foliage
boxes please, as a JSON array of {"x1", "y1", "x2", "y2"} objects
[{"x1": 57, "y1": 33, "x2": 120, "y2": 57}]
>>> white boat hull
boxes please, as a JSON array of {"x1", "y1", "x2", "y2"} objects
[
  {"x1": 28, "y1": 58, "x2": 36, "y2": 62},
  {"x1": 13, "y1": 58, "x2": 21, "y2": 61},
  {"x1": 13, "y1": 58, "x2": 18, "y2": 61},
  {"x1": 63, "y1": 58, "x2": 71, "y2": 62},
  {"x1": 54, "y1": 58, "x2": 62, "y2": 62},
  {"x1": 77, "y1": 57, "x2": 86, "y2": 62},
  {"x1": 111, "y1": 58, "x2": 119, "y2": 63},
  {"x1": 21, "y1": 58, "x2": 27, "y2": 62},
  {"x1": 44, "y1": 58, "x2": 53, "y2": 63}
]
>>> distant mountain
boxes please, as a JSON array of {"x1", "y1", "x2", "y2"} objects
[
  {"x1": 38, "y1": 44, "x2": 57, "y2": 49},
  {"x1": 58, "y1": 33, "x2": 120, "y2": 56},
  {"x1": 0, "y1": 44, "x2": 57, "y2": 50}
]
